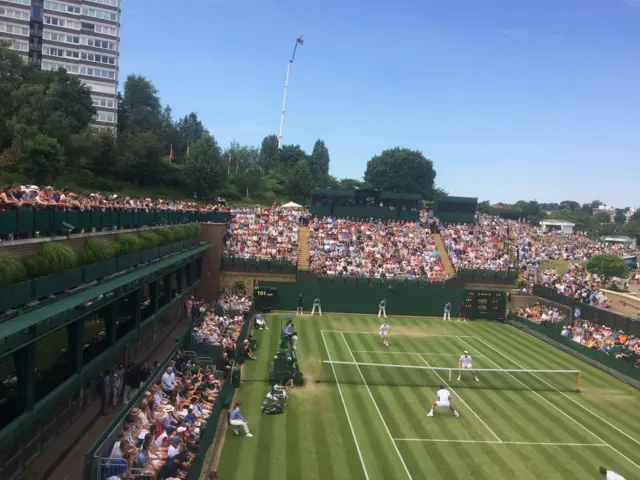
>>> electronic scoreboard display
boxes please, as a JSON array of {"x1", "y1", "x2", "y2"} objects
[
  {"x1": 463, "y1": 289, "x2": 506, "y2": 320},
  {"x1": 254, "y1": 286, "x2": 278, "y2": 311}
]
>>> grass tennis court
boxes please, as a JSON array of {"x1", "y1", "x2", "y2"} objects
[{"x1": 217, "y1": 314, "x2": 640, "y2": 479}]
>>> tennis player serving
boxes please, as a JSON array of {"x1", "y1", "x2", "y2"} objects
[
  {"x1": 427, "y1": 385, "x2": 460, "y2": 418},
  {"x1": 458, "y1": 350, "x2": 479, "y2": 382}
]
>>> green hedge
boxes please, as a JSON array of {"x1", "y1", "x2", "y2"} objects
[{"x1": 0, "y1": 229, "x2": 202, "y2": 312}]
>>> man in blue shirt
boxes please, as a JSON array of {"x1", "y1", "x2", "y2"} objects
[
  {"x1": 297, "y1": 292, "x2": 304, "y2": 314},
  {"x1": 284, "y1": 320, "x2": 294, "y2": 336},
  {"x1": 378, "y1": 298, "x2": 387, "y2": 318},
  {"x1": 444, "y1": 302, "x2": 452, "y2": 321},
  {"x1": 229, "y1": 401, "x2": 253, "y2": 437}
]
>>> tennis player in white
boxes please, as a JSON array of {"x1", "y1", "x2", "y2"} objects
[
  {"x1": 427, "y1": 385, "x2": 459, "y2": 417},
  {"x1": 379, "y1": 321, "x2": 390, "y2": 347},
  {"x1": 458, "y1": 350, "x2": 479, "y2": 382}
]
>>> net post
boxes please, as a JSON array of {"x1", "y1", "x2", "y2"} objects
[
  {"x1": 576, "y1": 370, "x2": 581, "y2": 391},
  {"x1": 316, "y1": 360, "x2": 321, "y2": 383},
  {"x1": 448, "y1": 368, "x2": 451, "y2": 382}
]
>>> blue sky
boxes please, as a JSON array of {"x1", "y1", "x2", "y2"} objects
[{"x1": 119, "y1": 0, "x2": 640, "y2": 207}]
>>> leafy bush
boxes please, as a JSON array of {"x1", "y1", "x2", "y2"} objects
[
  {"x1": 0, "y1": 250, "x2": 28, "y2": 286},
  {"x1": 155, "y1": 228, "x2": 176, "y2": 244},
  {"x1": 515, "y1": 277, "x2": 528, "y2": 289},
  {"x1": 183, "y1": 224, "x2": 200, "y2": 237},
  {"x1": 23, "y1": 242, "x2": 78, "y2": 277},
  {"x1": 117, "y1": 233, "x2": 145, "y2": 253},
  {"x1": 234, "y1": 279, "x2": 246, "y2": 291},
  {"x1": 79, "y1": 237, "x2": 118, "y2": 265},
  {"x1": 138, "y1": 231, "x2": 163, "y2": 248},
  {"x1": 170, "y1": 226, "x2": 187, "y2": 241}
]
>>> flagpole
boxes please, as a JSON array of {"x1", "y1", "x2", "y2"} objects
[{"x1": 278, "y1": 35, "x2": 304, "y2": 149}]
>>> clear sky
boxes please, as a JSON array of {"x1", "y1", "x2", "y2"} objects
[{"x1": 119, "y1": 0, "x2": 640, "y2": 207}]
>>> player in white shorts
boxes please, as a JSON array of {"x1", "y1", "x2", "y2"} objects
[
  {"x1": 379, "y1": 321, "x2": 390, "y2": 347},
  {"x1": 458, "y1": 350, "x2": 479, "y2": 382},
  {"x1": 427, "y1": 385, "x2": 459, "y2": 417}
]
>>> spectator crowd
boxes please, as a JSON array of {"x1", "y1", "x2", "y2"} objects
[
  {"x1": 191, "y1": 290, "x2": 251, "y2": 351},
  {"x1": 223, "y1": 206, "x2": 303, "y2": 264},
  {"x1": 561, "y1": 321, "x2": 640, "y2": 366},
  {"x1": 515, "y1": 303, "x2": 567, "y2": 325},
  {"x1": 104, "y1": 351, "x2": 218, "y2": 479},
  {"x1": 307, "y1": 217, "x2": 448, "y2": 280}
]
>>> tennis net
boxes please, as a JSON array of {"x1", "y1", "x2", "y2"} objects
[{"x1": 316, "y1": 360, "x2": 581, "y2": 392}]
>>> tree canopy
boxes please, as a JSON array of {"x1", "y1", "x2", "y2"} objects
[
  {"x1": 585, "y1": 254, "x2": 629, "y2": 280},
  {"x1": 364, "y1": 147, "x2": 436, "y2": 200}
]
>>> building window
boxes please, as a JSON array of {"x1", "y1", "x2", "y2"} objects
[{"x1": 32, "y1": 6, "x2": 42, "y2": 19}]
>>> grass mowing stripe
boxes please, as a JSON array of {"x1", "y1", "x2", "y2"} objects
[
  {"x1": 464, "y1": 335, "x2": 640, "y2": 473},
  {"x1": 417, "y1": 353, "x2": 502, "y2": 443},
  {"x1": 339, "y1": 331, "x2": 414, "y2": 479},
  {"x1": 320, "y1": 329, "x2": 370, "y2": 480}
]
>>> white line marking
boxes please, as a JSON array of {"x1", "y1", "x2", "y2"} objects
[
  {"x1": 471, "y1": 335, "x2": 640, "y2": 449},
  {"x1": 415, "y1": 354, "x2": 503, "y2": 443},
  {"x1": 351, "y1": 350, "x2": 485, "y2": 357},
  {"x1": 339, "y1": 332, "x2": 414, "y2": 480},
  {"x1": 320, "y1": 331, "x2": 370, "y2": 480},
  {"x1": 461, "y1": 336, "x2": 640, "y2": 472},
  {"x1": 393, "y1": 439, "x2": 608, "y2": 447},
  {"x1": 321, "y1": 330, "x2": 474, "y2": 338}
]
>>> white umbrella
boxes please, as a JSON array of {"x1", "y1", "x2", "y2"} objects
[{"x1": 281, "y1": 201, "x2": 303, "y2": 208}]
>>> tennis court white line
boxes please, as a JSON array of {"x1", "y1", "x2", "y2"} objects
[
  {"x1": 350, "y1": 350, "x2": 485, "y2": 357},
  {"x1": 321, "y1": 330, "x2": 474, "y2": 338},
  {"x1": 471, "y1": 335, "x2": 640, "y2": 450},
  {"x1": 461, "y1": 336, "x2": 640, "y2": 472},
  {"x1": 320, "y1": 331, "x2": 370, "y2": 480},
  {"x1": 416, "y1": 353, "x2": 503, "y2": 443},
  {"x1": 393, "y1": 439, "x2": 608, "y2": 447},
  {"x1": 340, "y1": 332, "x2": 414, "y2": 480}
]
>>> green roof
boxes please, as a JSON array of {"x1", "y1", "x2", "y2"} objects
[{"x1": 0, "y1": 244, "x2": 210, "y2": 341}]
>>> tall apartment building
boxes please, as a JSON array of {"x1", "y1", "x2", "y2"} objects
[{"x1": 0, "y1": 0, "x2": 120, "y2": 131}]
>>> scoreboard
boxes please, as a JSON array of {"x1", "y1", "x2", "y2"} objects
[
  {"x1": 463, "y1": 289, "x2": 506, "y2": 320},
  {"x1": 254, "y1": 286, "x2": 278, "y2": 311}
]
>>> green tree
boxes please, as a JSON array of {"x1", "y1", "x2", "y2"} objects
[
  {"x1": 364, "y1": 147, "x2": 436, "y2": 200},
  {"x1": 595, "y1": 211, "x2": 611, "y2": 224},
  {"x1": 225, "y1": 142, "x2": 262, "y2": 198},
  {"x1": 630, "y1": 210, "x2": 640, "y2": 222},
  {"x1": 624, "y1": 220, "x2": 640, "y2": 238},
  {"x1": 0, "y1": 42, "x2": 29, "y2": 148},
  {"x1": 337, "y1": 178, "x2": 366, "y2": 190},
  {"x1": 585, "y1": 253, "x2": 629, "y2": 283},
  {"x1": 287, "y1": 160, "x2": 314, "y2": 199},
  {"x1": 258, "y1": 135, "x2": 279, "y2": 172},
  {"x1": 274, "y1": 144, "x2": 307, "y2": 171},
  {"x1": 116, "y1": 132, "x2": 167, "y2": 185},
  {"x1": 17, "y1": 134, "x2": 65, "y2": 184},
  {"x1": 118, "y1": 75, "x2": 162, "y2": 134},
  {"x1": 182, "y1": 133, "x2": 226, "y2": 199},
  {"x1": 309, "y1": 139, "x2": 330, "y2": 178},
  {"x1": 477, "y1": 200, "x2": 492, "y2": 214},
  {"x1": 559, "y1": 200, "x2": 580, "y2": 212},
  {"x1": 614, "y1": 209, "x2": 627, "y2": 225},
  {"x1": 177, "y1": 112, "x2": 207, "y2": 150}
]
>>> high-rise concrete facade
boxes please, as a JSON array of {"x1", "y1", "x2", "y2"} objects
[{"x1": 0, "y1": 0, "x2": 120, "y2": 131}]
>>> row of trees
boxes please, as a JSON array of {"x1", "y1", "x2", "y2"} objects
[
  {"x1": 478, "y1": 200, "x2": 640, "y2": 238},
  {"x1": 0, "y1": 43, "x2": 442, "y2": 203}
]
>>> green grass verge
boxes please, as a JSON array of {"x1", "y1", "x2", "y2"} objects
[{"x1": 217, "y1": 314, "x2": 640, "y2": 480}]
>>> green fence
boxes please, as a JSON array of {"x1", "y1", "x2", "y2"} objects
[
  {"x1": 509, "y1": 314, "x2": 640, "y2": 382},
  {"x1": 533, "y1": 285, "x2": 640, "y2": 337},
  {"x1": 458, "y1": 269, "x2": 518, "y2": 285},
  {"x1": 0, "y1": 208, "x2": 231, "y2": 238},
  {"x1": 0, "y1": 236, "x2": 202, "y2": 313},
  {"x1": 222, "y1": 256, "x2": 297, "y2": 274},
  {"x1": 259, "y1": 278, "x2": 466, "y2": 317}
]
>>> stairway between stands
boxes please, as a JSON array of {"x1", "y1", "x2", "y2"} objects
[
  {"x1": 297, "y1": 227, "x2": 310, "y2": 271},
  {"x1": 434, "y1": 233, "x2": 456, "y2": 278}
]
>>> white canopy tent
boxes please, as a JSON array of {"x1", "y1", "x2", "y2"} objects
[{"x1": 281, "y1": 201, "x2": 303, "y2": 208}]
